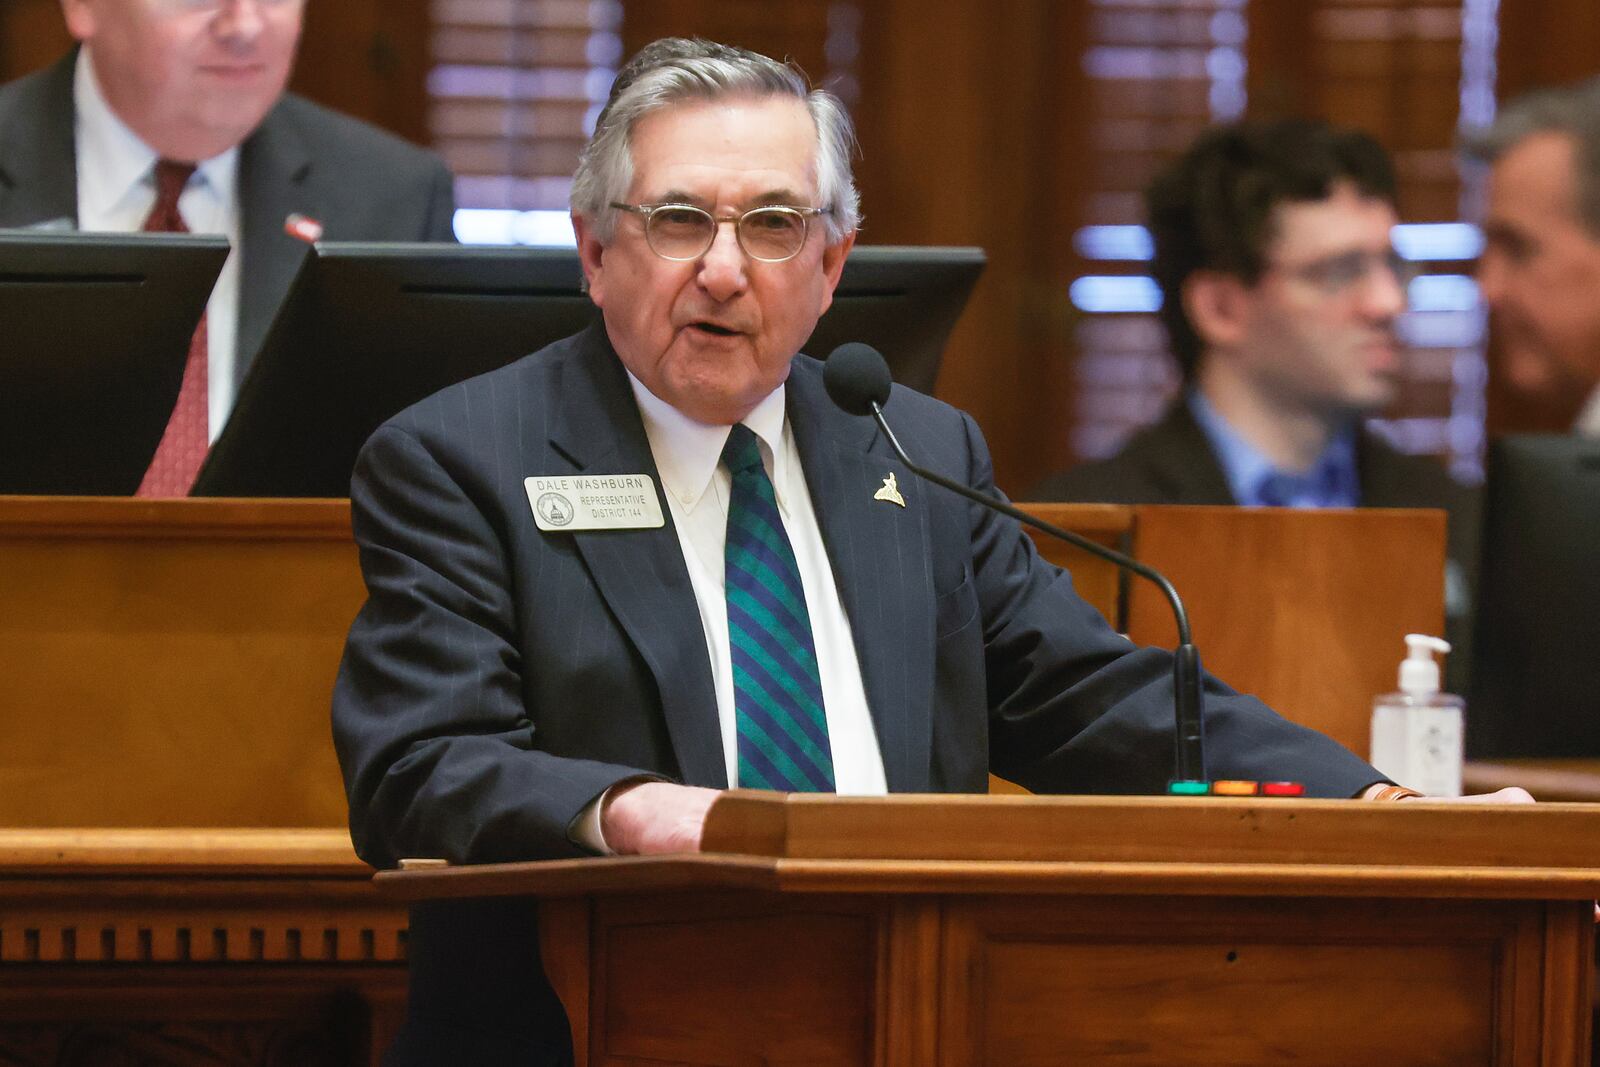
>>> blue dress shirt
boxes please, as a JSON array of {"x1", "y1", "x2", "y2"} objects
[{"x1": 1186, "y1": 390, "x2": 1360, "y2": 508}]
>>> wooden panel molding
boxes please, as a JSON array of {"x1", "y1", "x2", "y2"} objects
[
  {"x1": 937, "y1": 895, "x2": 1534, "y2": 1066},
  {"x1": 0, "y1": 829, "x2": 404, "y2": 967},
  {"x1": 383, "y1": 793, "x2": 1599, "y2": 1066}
]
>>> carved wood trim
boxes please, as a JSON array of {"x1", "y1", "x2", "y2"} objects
[
  {"x1": 0, "y1": 833, "x2": 408, "y2": 967},
  {"x1": 0, "y1": 909, "x2": 407, "y2": 965}
]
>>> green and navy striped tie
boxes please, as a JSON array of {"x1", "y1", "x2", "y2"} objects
[{"x1": 721, "y1": 424, "x2": 835, "y2": 791}]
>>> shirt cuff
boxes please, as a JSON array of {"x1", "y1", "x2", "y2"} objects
[
  {"x1": 568, "y1": 775, "x2": 666, "y2": 854},
  {"x1": 1360, "y1": 783, "x2": 1424, "y2": 801},
  {"x1": 570, "y1": 791, "x2": 614, "y2": 854}
]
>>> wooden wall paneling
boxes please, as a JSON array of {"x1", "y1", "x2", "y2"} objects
[
  {"x1": 621, "y1": 0, "x2": 835, "y2": 82},
  {"x1": 878, "y1": 898, "x2": 942, "y2": 1067},
  {"x1": 292, "y1": 0, "x2": 432, "y2": 144},
  {"x1": 1018, "y1": 503, "x2": 1135, "y2": 629},
  {"x1": 936, "y1": 895, "x2": 1525, "y2": 1066},
  {"x1": 0, "y1": 0, "x2": 71, "y2": 84},
  {"x1": 1122, "y1": 506, "x2": 1447, "y2": 758},
  {"x1": 1242, "y1": 3, "x2": 1317, "y2": 123},
  {"x1": 1494, "y1": 0, "x2": 1600, "y2": 98},
  {"x1": 0, "y1": 498, "x2": 363, "y2": 829},
  {"x1": 586, "y1": 892, "x2": 881, "y2": 1065},
  {"x1": 852, "y1": 1, "x2": 1089, "y2": 494}
]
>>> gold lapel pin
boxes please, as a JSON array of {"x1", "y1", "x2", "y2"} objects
[{"x1": 874, "y1": 471, "x2": 906, "y2": 507}]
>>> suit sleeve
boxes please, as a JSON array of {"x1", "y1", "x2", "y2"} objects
[
  {"x1": 332, "y1": 424, "x2": 654, "y2": 869},
  {"x1": 943, "y1": 412, "x2": 1384, "y2": 798}
]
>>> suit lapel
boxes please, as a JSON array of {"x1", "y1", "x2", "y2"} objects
[
  {"x1": 236, "y1": 105, "x2": 316, "y2": 394},
  {"x1": 547, "y1": 329, "x2": 727, "y2": 787},
  {"x1": 1140, "y1": 401, "x2": 1238, "y2": 504},
  {"x1": 0, "y1": 53, "x2": 81, "y2": 229},
  {"x1": 787, "y1": 361, "x2": 934, "y2": 793}
]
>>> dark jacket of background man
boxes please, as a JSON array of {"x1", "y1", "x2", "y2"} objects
[{"x1": 1030, "y1": 120, "x2": 1477, "y2": 664}]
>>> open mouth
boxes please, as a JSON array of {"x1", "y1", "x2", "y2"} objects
[{"x1": 690, "y1": 322, "x2": 738, "y2": 337}]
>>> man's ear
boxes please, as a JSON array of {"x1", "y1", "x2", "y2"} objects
[
  {"x1": 816, "y1": 229, "x2": 856, "y2": 317},
  {"x1": 1182, "y1": 270, "x2": 1255, "y2": 350},
  {"x1": 572, "y1": 213, "x2": 607, "y2": 307},
  {"x1": 60, "y1": 0, "x2": 96, "y2": 41}
]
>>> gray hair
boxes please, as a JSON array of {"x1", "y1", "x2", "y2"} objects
[
  {"x1": 1463, "y1": 76, "x2": 1600, "y2": 236},
  {"x1": 570, "y1": 37, "x2": 861, "y2": 245}
]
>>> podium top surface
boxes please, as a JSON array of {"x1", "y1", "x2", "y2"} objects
[{"x1": 376, "y1": 792, "x2": 1600, "y2": 903}]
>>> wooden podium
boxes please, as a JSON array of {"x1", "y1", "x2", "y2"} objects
[{"x1": 382, "y1": 793, "x2": 1599, "y2": 1067}]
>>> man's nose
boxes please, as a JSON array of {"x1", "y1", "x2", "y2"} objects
[
  {"x1": 1361, "y1": 258, "x2": 1410, "y2": 319},
  {"x1": 214, "y1": 0, "x2": 267, "y2": 44},
  {"x1": 696, "y1": 220, "x2": 749, "y2": 301}
]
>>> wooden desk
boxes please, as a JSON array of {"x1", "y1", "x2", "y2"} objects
[
  {"x1": 0, "y1": 496, "x2": 360, "y2": 827},
  {"x1": 384, "y1": 793, "x2": 1600, "y2": 1067},
  {"x1": 0, "y1": 496, "x2": 1456, "y2": 1063},
  {"x1": 0, "y1": 829, "x2": 404, "y2": 1063},
  {"x1": 0, "y1": 499, "x2": 403, "y2": 1063},
  {"x1": 1466, "y1": 760, "x2": 1600, "y2": 802}
]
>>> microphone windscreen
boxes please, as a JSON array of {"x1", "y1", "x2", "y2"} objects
[{"x1": 823, "y1": 343, "x2": 893, "y2": 415}]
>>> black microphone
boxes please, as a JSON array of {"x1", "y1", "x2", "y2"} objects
[{"x1": 823, "y1": 342, "x2": 1207, "y2": 790}]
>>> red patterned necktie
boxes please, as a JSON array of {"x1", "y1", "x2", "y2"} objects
[{"x1": 136, "y1": 159, "x2": 209, "y2": 497}]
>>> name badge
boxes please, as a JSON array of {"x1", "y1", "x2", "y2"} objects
[{"x1": 525, "y1": 475, "x2": 665, "y2": 531}]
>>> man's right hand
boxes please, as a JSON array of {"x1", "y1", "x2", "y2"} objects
[{"x1": 600, "y1": 781, "x2": 721, "y2": 855}]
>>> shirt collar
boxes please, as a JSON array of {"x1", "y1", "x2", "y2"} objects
[
  {"x1": 74, "y1": 46, "x2": 239, "y2": 223},
  {"x1": 1187, "y1": 388, "x2": 1360, "y2": 508},
  {"x1": 627, "y1": 372, "x2": 790, "y2": 513},
  {"x1": 1576, "y1": 384, "x2": 1600, "y2": 439}
]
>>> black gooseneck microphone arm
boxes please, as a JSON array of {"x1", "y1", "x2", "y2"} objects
[{"x1": 825, "y1": 344, "x2": 1206, "y2": 787}]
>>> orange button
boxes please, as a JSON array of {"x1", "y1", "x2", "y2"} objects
[{"x1": 1211, "y1": 780, "x2": 1259, "y2": 796}]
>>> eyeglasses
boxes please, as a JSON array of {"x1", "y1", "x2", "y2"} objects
[
  {"x1": 610, "y1": 202, "x2": 831, "y2": 263},
  {"x1": 168, "y1": 0, "x2": 302, "y2": 10},
  {"x1": 1267, "y1": 248, "x2": 1420, "y2": 295}
]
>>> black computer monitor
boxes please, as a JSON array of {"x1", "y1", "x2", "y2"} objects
[
  {"x1": 1468, "y1": 434, "x2": 1600, "y2": 757},
  {"x1": 0, "y1": 230, "x2": 229, "y2": 494},
  {"x1": 195, "y1": 243, "x2": 984, "y2": 497}
]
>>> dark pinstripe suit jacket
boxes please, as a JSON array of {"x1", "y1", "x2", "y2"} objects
[
  {"x1": 332, "y1": 326, "x2": 1384, "y2": 1063},
  {"x1": 333, "y1": 325, "x2": 1381, "y2": 870}
]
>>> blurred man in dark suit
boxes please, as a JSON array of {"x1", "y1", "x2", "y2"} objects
[
  {"x1": 1030, "y1": 120, "x2": 1475, "y2": 651},
  {"x1": 1033, "y1": 119, "x2": 1468, "y2": 517},
  {"x1": 1467, "y1": 78, "x2": 1600, "y2": 438},
  {"x1": 0, "y1": 0, "x2": 457, "y2": 494}
]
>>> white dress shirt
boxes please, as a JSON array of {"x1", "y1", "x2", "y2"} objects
[
  {"x1": 573, "y1": 376, "x2": 890, "y2": 851},
  {"x1": 73, "y1": 47, "x2": 242, "y2": 442},
  {"x1": 1577, "y1": 384, "x2": 1600, "y2": 439},
  {"x1": 627, "y1": 374, "x2": 888, "y2": 796}
]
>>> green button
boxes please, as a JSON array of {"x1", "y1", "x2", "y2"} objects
[{"x1": 1167, "y1": 780, "x2": 1211, "y2": 795}]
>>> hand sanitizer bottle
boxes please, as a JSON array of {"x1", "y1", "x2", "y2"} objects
[{"x1": 1369, "y1": 634, "x2": 1464, "y2": 797}]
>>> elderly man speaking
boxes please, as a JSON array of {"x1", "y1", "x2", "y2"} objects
[{"x1": 333, "y1": 37, "x2": 1431, "y2": 1066}]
